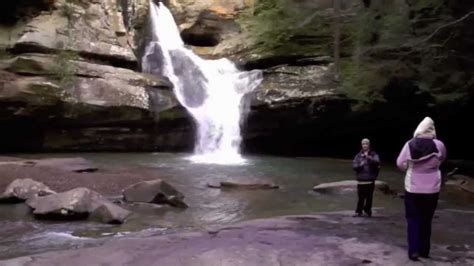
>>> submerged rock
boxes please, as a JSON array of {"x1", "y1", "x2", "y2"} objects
[
  {"x1": 27, "y1": 157, "x2": 98, "y2": 173},
  {"x1": 123, "y1": 180, "x2": 188, "y2": 208},
  {"x1": 0, "y1": 178, "x2": 56, "y2": 203},
  {"x1": 0, "y1": 157, "x2": 98, "y2": 173}
]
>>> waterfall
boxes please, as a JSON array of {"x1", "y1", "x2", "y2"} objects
[{"x1": 142, "y1": 1, "x2": 262, "y2": 164}]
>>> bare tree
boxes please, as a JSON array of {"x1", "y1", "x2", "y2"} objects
[{"x1": 334, "y1": 0, "x2": 341, "y2": 80}]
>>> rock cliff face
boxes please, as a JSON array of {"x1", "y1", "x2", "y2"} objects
[
  {"x1": 0, "y1": 0, "x2": 193, "y2": 152},
  {"x1": 0, "y1": 0, "x2": 472, "y2": 160}
]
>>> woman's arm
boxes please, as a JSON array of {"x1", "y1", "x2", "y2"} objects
[{"x1": 396, "y1": 142, "x2": 410, "y2": 171}]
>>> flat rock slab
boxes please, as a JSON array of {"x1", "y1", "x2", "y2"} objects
[
  {"x1": 313, "y1": 180, "x2": 391, "y2": 193},
  {"x1": 445, "y1": 175, "x2": 474, "y2": 194},
  {"x1": 208, "y1": 180, "x2": 279, "y2": 190},
  {"x1": 1, "y1": 210, "x2": 473, "y2": 265},
  {"x1": 0, "y1": 157, "x2": 97, "y2": 173}
]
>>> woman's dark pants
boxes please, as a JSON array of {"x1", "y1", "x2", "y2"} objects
[{"x1": 404, "y1": 191, "x2": 439, "y2": 257}]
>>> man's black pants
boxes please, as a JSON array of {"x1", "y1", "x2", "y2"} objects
[{"x1": 356, "y1": 182, "x2": 375, "y2": 215}]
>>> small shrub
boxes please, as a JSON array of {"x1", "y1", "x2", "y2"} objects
[{"x1": 50, "y1": 50, "x2": 79, "y2": 91}]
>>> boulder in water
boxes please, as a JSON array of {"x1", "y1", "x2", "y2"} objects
[
  {"x1": 26, "y1": 187, "x2": 130, "y2": 223},
  {"x1": 0, "y1": 178, "x2": 56, "y2": 203},
  {"x1": 26, "y1": 187, "x2": 103, "y2": 220},
  {"x1": 90, "y1": 202, "x2": 131, "y2": 224},
  {"x1": 123, "y1": 179, "x2": 187, "y2": 208}
]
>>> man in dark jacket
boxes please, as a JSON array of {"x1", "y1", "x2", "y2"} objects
[{"x1": 352, "y1": 138, "x2": 380, "y2": 217}]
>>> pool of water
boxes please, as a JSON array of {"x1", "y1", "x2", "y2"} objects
[{"x1": 0, "y1": 153, "x2": 471, "y2": 259}]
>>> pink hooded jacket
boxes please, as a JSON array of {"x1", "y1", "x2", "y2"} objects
[{"x1": 396, "y1": 117, "x2": 447, "y2": 193}]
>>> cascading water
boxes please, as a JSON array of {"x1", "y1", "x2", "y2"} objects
[{"x1": 142, "y1": 1, "x2": 262, "y2": 164}]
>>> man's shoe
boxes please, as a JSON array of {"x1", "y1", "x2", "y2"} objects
[{"x1": 353, "y1": 213, "x2": 362, "y2": 217}]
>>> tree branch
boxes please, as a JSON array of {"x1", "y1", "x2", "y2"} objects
[
  {"x1": 356, "y1": 11, "x2": 474, "y2": 58},
  {"x1": 416, "y1": 11, "x2": 474, "y2": 45}
]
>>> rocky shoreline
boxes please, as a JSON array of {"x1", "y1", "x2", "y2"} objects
[{"x1": 1, "y1": 210, "x2": 473, "y2": 266}]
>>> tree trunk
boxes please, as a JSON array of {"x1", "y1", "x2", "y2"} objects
[{"x1": 334, "y1": 0, "x2": 341, "y2": 80}]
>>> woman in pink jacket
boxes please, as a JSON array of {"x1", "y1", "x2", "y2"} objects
[{"x1": 396, "y1": 117, "x2": 447, "y2": 261}]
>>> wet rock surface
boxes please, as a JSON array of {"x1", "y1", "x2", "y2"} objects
[{"x1": 1, "y1": 210, "x2": 473, "y2": 265}]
